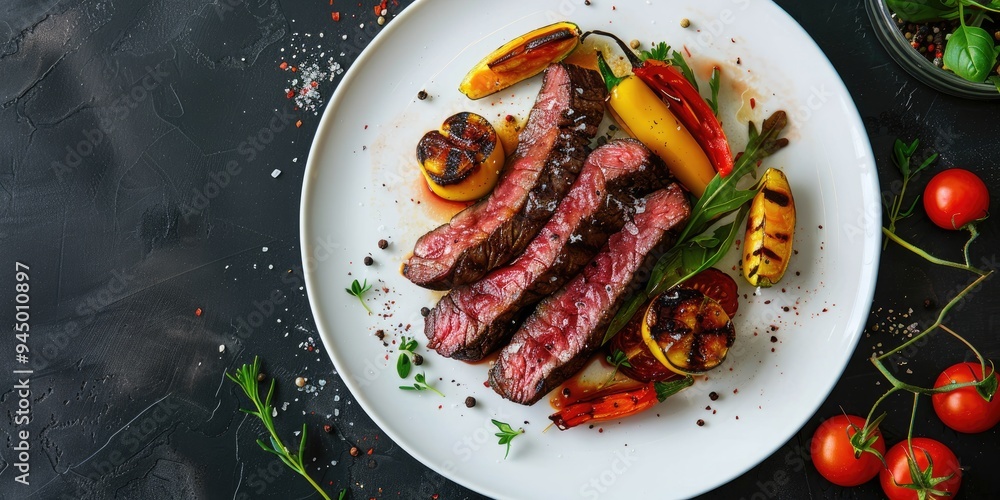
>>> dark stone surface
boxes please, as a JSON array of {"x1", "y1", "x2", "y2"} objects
[{"x1": 1, "y1": 0, "x2": 997, "y2": 499}]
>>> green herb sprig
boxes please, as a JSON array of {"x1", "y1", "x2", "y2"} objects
[
  {"x1": 346, "y1": 279, "x2": 373, "y2": 314},
  {"x1": 599, "y1": 349, "x2": 633, "y2": 389},
  {"x1": 707, "y1": 67, "x2": 721, "y2": 116},
  {"x1": 396, "y1": 336, "x2": 419, "y2": 378},
  {"x1": 883, "y1": 138, "x2": 937, "y2": 248},
  {"x1": 491, "y1": 419, "x2": 525, "y2": 459},
  {"x1": 226, "y1": 357, "x2": 332, "y2": 500},
  {"x1": 399, "y1": 372, "x2": 444, "y2": 396}
]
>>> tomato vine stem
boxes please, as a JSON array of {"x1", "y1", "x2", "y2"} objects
[
  {"x1": 880, "y1": 228, "x2": 987, "y2": 276},
  {"x1": 874, "y1": 270, "x2": 992, "y2": 361}
]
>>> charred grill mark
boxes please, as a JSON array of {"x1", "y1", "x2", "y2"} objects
[
  {"x1": 762, "y1": 187, "x2": 790, "y2": 207},
  {"x1": 488, "y1": 29, "x2": 577, "y2": 69},
  {"x1": 753, "y1": 246, "x2": 783, "y2": 262}
]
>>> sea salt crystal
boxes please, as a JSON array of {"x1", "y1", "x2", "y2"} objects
[{"x1": 271, "y1": 169, "x2": 282, "y2": 178}]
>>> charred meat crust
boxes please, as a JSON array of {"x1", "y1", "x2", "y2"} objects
[
  {"x1": 425, "y1": 139, "x2": 670, "y2": 361},
  {"x1": 488, "y1": 185, "x2": 691, "y2": 405},
  {"x1": 403, "y1": 63, "x2": 606, "y2": 290}
]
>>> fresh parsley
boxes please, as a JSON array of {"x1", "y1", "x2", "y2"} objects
[
  {"x1": 639, "y1": 41, "x2": 671, "y2": 63},
  {"x1": 345, "y1": 278, "x2": 373, "y2": 314},
  {"x1": 491, "y1": 419, "x2": 524, "y2": 459},
  {"x1": 399, "y1": 372, "x2": 444, "y2": 396},
  {"x1": 226, "y1": 357, "x2": 332, "y2": 500},
  {"x1": 639, "y1": 41, "x2": 700, "y2": 91}
]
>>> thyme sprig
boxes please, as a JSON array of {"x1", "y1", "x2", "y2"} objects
[{"x1": 226, "y1": 357, "x2": 332, "y2": 500}]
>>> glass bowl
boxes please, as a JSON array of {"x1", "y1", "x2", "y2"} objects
[{"x1": 866, "y1": 0, "x2": 1000, "y2": 99}]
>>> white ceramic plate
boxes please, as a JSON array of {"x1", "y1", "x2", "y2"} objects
[{"x1": 301, "y1": 1, "x2": 880, "y2": 498}]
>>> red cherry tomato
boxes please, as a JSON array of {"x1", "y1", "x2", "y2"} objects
[
  {"x1": 922, "y1": 169, "x2": 989, "y2": 230},
  {"x1": 682, "y1": 268, "x2": 739, "y2": 316},
  {"x1": 932, "y1": 361, "x2": 1000, "y2": 433},
  {"x1": 880, "y1": 438, "x2": 961, "y2": 500},
  {"x1": 810, "y1": 415, "x2": 886, "y2": 487}
]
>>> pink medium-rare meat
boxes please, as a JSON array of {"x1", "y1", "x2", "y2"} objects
[
  {"x1": 403, "y1": 63, "x2": 606, "y2": 290},
  {"x1": 425, "y1": 139, "x2": 670, "y2": 360},
  {"x1": 489, "y1": 184, "x2": 691, "y2": 405}
]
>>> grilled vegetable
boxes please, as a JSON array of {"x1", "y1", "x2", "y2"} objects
[
  {"x1": 586, "y1": 32, "x2": 734, "y2": 179},
  {"x1": 640, "y1": 287, "x2": 735, "y2": 375},
  {"x1": 596, "y1": 52, "x2": 715, "y2": 197},
  {"x1": 611, "y1": 268, "x2": 739, "y2": 382},
  {"x1": 610, "y1": 302, "x2": 675, "y2": 382},
  {"x1": 459, "y1": 22, "x2": 581, "y2": 100},
  {"x1": 742, "y1": 168, "x2": 795, "y2": 287},
  {"x1": 416, "y1": 112, "x2": 505, "y2": 201},
  {"x1": 548, "y1": 376, "x2": 693, "y2": 430}
]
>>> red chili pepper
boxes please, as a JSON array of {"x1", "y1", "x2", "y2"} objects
[
  {"x1": 586, "y1": 31, "x2": 734, "y2": 177},
  {"x1": 548, "y1": 382, "x2": 659, "y2": 430},
  {"x1": 635, "y1": 62, "x2": 733, "y2": 177}
]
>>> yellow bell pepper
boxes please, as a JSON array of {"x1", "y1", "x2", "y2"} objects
[{"x1": 598, "y1": 53, "x2": 715, "y2": 197}]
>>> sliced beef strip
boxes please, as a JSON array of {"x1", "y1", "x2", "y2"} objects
[
  {"x1": 403, "y1": 63, "x2": 606, "y2": 291},
  {"x1": 426, "y1": 139, "x2": 669, "y2": 360},
  {"x1": 489, "y1": 184, "x2": 691, "y2": 405}
]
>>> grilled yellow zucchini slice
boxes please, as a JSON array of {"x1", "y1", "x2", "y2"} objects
[{"x1": 742, "y1": 168, "x2": 795, "y2": 287}]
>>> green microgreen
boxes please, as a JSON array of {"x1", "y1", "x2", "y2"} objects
[
  {"x1": 345, "y1": 279, "x2": 373, "y2": 314},
  {"x1": 491, "y1": 419, "x2": 525, "y2": 459},
  {"x1": 397, "y1": 336, "x2": 418, "y2": 378},
  {"x1": 399, "y1": 372, "x2": 444, "y2": 397}
]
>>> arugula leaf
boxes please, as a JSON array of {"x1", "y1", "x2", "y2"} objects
[
  {"x1": 669, "y1": 49, "x2": 700, "y2": 92},
  {"x1": 654, "y1": 376, "x2": 694, "y2": 402},
  {"x1": 943, "y1": 23, "x2": 1000, "y2": 83},
  {"x1": 678, "y1": 110, "x2": 789, "y2": 242},
  {"x1": 707, "y1": 67, "x2": 721, "y2": 116}
]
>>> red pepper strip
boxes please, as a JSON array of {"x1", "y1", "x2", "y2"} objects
[
  {"x1": 548, "y1": 383, "x2": 659, "y2": 430},
  {"x1": 634, "y1": 62, "x2": 734, "y2": 177}
]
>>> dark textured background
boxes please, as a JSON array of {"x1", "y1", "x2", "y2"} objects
[{"x1": 1, "y1": 0, "x2": 998, "y2": 499}]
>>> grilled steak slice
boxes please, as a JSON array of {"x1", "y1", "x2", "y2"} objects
[
  {"x1": 403, "y1": 63, "x2": 606, "y2": 290},
  {"x1": 425, "y1": 139, "x2": 669, "y2": 360},
  {"x1": 489, "y1": 185, "x2": 691, "y2": 405}
]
